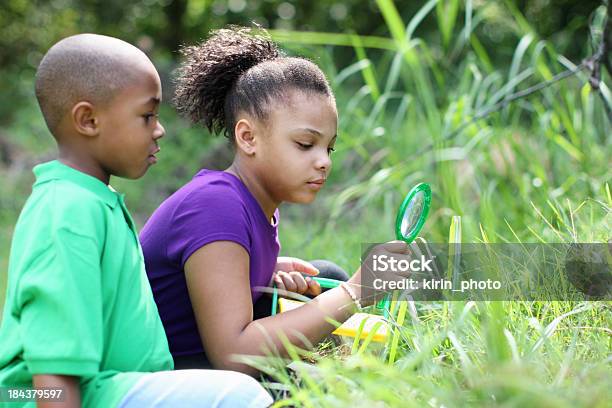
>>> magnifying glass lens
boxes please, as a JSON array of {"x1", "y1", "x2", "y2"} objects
[{"x1": 400, "y1": 191, "x2": 424, "y2": 238}]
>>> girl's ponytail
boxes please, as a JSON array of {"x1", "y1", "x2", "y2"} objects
[
  {"x1": 174, "y1": 26, "x2": 280, "y2": 135},
  {"x1": 175, "y1": 25, "x2": 333, "y2": 140}
]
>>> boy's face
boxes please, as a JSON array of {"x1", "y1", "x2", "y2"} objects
[
  {"x1": 253, "y1": 90, "x2": 337, "y2": 204},
  {"x1": 94, "y1": 62, "x2": 165, "y2": 180}
]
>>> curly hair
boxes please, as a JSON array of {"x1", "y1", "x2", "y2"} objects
[{"x1": 174, "y1": 26, "x2": 334, "y2": 139}]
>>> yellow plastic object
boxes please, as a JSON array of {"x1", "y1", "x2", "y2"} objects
[{"x1": 277, "y1": 298, "x2": 389, "y2": 343}]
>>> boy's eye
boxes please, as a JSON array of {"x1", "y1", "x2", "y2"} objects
[
  {"x1": 327, "y1": 147, "x2": 336, "y2": 155},
  {"x1": 143, "y1": 113, "x2": 158, "y2": 124}
]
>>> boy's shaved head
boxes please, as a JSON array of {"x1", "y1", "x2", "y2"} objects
[{"x1": 35, "y1": 33, "x2": 153, "y2": 137}]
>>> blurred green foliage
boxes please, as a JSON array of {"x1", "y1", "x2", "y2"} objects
[{"x1": 0, "y1": 0, "x2": 602, "y2": 124}]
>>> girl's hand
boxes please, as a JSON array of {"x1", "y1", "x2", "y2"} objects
[
  {"x1": 348, "y1": 240, "x2": 412, "y2": 307},
  {"x1": 273, "y1": 257, "x2": 321, "y2": 296},
  {"x1": 274, "y1": 256, "x2": 319, "y2": 276}
]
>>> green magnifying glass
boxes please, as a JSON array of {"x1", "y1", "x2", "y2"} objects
[
  {"x1": 313, "y1": 183, "x2": 431, "y2": 289},
  {"x1": 271, "y1": 183, "x2": 432, "y2": 315},
  {"x1": 374, "y1": 182, "x2": 431, "y2": 313},
  {"x1": 395, "y1": 182, "x2": 431, "y2": 243}
]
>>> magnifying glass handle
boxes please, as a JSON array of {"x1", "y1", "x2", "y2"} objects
[
  {"x1": 272, "y1": 278, "x2": 340, "y2": 315},
  {"x1": 312, "y1": 277, "x2": 342, "y2": 289},
  {"x1": 376, "y1": 297, "x2": 388, "y2": 309},
  {"x1": 313, "y1": 277, "x2": 392, "y2": 316}
]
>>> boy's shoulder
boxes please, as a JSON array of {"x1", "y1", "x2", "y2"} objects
[
  {"x1": 35, "y1": 177, "x2": 114, "y2": 212},
  {"x1": 20, "y1": 161, "x2": 120, "y2": 236}
]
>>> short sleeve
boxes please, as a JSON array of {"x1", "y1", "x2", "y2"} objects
[
  {"x1": 167, "y1": 183, "x2": 252, "y2": 268},
  {"x1": 15, "y1": 227, "x2": 103, "y2": 376}
]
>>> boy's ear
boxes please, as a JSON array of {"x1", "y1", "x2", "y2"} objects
[
  {"x1": 71, "y1": 101, "x2": 100, "y2": 137},
  {"x1": 234, "y1": 118, "x2": 256, "y2": 156}
]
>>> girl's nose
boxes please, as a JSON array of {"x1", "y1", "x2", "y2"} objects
[{"x1": 315, "y1": 150, "x2": 332, "y2": 172}]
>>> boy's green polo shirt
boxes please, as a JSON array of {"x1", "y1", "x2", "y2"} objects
[{"x1": 0, "y1": 161, "x2": 173, "y2": 408}]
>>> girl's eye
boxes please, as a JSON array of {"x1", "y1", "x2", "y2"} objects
[
  {"x1": 296, "y1": 142, "x2": 313, "y2": 150},
  {"x1": 327, "y1": 147, "x2": 336, "y2": 155}
]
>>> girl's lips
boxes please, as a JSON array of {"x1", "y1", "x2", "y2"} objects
[
  {"x1": 308, "y1": 179, "x2": 325, "y2": 184},
  {"x1": 307, "y1": 179, "x2": 325, "y2": 189}
]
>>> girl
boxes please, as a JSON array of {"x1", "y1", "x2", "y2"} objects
[{"x1": 140, "y1": 26, "x2": 401, "y2": 375}]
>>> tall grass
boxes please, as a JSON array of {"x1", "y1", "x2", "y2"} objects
[
  {"x1": 277, "y1": 0, "x2": 610, "y2": 255},
  {"x1": 250, "y1": 300, "x2": 610, "y2": 407},
  {"x1": 269, "y1": 1, "x2": 611, "y2": 406}
]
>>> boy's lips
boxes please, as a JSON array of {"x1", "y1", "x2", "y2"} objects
[{"x1": 148, "y1": 147, "x2": 160, "y2": 164}]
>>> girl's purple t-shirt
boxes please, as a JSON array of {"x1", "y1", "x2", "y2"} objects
[{"x1": 140, "y1": 169, "x2": 280, "y2": 358}]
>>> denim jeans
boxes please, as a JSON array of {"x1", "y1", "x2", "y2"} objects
[{"x1": 117, "y1": 369, "x2": 273, "y2": 407}]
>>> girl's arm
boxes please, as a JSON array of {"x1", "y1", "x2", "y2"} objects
[{"x1": 184, "y1": 240, "x2": 359, "y2": 376}]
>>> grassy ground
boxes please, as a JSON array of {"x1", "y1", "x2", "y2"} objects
[{"x1": 0, "y1": 1, "x2": 610, "y2": 406}]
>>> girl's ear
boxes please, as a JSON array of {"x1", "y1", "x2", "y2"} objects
[{"x1": 234, "y1": 118, "x2": 257, "y2": 156}]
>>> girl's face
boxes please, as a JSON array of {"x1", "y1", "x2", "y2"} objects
[{"x1": 253, "y1": 90, "x2": 338, "y2": 205}]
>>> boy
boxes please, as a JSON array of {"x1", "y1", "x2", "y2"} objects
[{"x1": 0, "y1": 34, "x2": 272, "y2": 408}]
